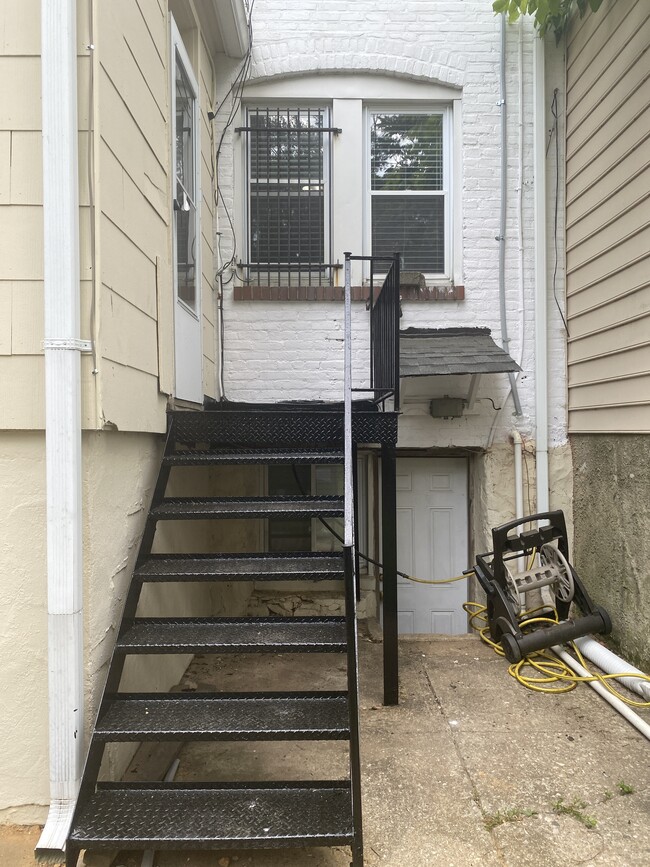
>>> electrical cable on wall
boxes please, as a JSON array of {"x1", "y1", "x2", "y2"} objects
[
  {"x1": 209, "y1": 0, "x2": 255, "y2": 399},
  {"x1": 547, "y1": 88, "x2": 569, "y2": 335},
  {"x1": 209, "y1": 0, "x2": 255, "y2": 283}
]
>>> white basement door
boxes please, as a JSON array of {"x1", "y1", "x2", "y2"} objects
[{"x1": 395, "y1": 457, "x2": 468, "y2": 634}]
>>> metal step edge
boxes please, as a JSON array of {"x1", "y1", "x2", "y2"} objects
[
  {"x1": 164, "y1": 450, "x2": 344, "y2": 466},
  {"x1": 134, "y1": 554, "x2": 344, "y2": 582},
  {"x1": 150, "y1": 497, "x2": 344, "y2": 520},
  {"x1": 115, "y1": 617, "x2": 348, "y2": 654},
  {"x1": 135, "y1": 553, "x2": 344, "y2": 580},
  {"x1": 68, "y1": 782, "x2": 354, "y2": 848},
  {"x1": 94, "y1": 692, "x2": 351, "y2": 742}
]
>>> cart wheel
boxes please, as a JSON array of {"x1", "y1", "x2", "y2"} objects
[{"x1": 500, "y1": 632, "x2": 522, "y2": 663}]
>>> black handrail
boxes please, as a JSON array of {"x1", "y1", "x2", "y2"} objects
[
  {"x1": 347, "y1": 253, "x2": 401, "y2": 411},
  {"x1": 342, "y1": 254, "x2": 363, "y2": 866},
  {"x1": 370, "y1": 253, "x2": 401, "y2": 410}
]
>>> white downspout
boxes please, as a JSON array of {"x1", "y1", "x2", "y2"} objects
[
  {"x1": 552, "y1": 646, "x2": 650, "y2": 741},
  {"x1": 499, "y1": 14, "x2": 523, "y2": 416},
  {"x1": 36, "y1": 0, "x2": 85, "y2": 854},
  {"x1": 533, "y1": 32, "x2": 549, "y2": 515},
  {"x1": 574, "y1": 637, "x2": 650, "y2": 702},
  {"x1": 512, "y1": 430, "x2": 524, "y2": 518}
]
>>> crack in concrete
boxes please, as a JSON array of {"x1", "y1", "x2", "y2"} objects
[{"x1": 422, "y1": 663, "x2": 509, "y2": 867}]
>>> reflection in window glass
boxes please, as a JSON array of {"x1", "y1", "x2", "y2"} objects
[
  {"x1": 175, "y1": 54, "x2": 197, "y2": 309},
  {"x1": 370, "y1": 112, "x2": 446, "y2": 274}
]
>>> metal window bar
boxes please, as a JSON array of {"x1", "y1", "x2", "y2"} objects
[{"x1": 237, "y1": 109, "x2": 341, "y2": 287}]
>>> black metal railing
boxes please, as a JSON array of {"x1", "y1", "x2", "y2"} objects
[
  {"x1": 369, "y1": 253, "x2": 401, "y2": 410},
  {"x1": 342, "y1": 255, "x2": 363, "y2": 866},
  {"x1": 345, "y1": 253, "x2": 401, "y2": 411}
]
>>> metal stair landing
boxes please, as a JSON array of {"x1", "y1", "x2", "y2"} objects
[{"x1": 66, "y1": 408, "x2": 365, "y2": 867}]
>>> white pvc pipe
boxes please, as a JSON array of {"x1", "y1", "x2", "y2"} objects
[
  {"x1": 552, "y1": 646, "x2": 650, "y2": 741},
  {"x1": 499, "y1": 14, "x2": 522, "y2": 416},
  {"x1": 533, "y1": 32, "x2": 549, "y2": 515},
  {"x1": 574, "y1": 637, "x2": 650, "y2": 702},
  {"x1": 36, "y1": 0, "x2": 84, "y2": 854},
  {"x1": 512, "y1": 430, "x2": 524, "y2": 519}
]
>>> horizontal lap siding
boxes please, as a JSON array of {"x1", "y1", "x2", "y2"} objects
[
  {"x1": 0, "y1": 2, "x2": 95, "y2": 429},
  {"x1": 97, "y1": 0, "x2": 169, "y2": 431},
  {"x1": 566, "y1": 0, "x2": 650, "y2": 434}
]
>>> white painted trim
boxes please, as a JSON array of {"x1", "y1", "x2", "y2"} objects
[
  {"x1": 364, "y1": 104, "x2": 453, "y2": 281},
  {"x1": 171, "y1": 17, "x2": 203, "y2": 403},
  {"x1": 36, "y1": 0, "x2": 84, "y2": 854}
]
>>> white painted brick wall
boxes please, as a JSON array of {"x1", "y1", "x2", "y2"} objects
[{"x1": 213, "y1": 1, "x2": 568, "y2": 452}]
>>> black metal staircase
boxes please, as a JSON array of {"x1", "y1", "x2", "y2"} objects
[{"x1": 66, "y1": 405, "x2": 397, "y2": 867}]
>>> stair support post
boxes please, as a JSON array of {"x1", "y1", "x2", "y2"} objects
[{"x1": 381, "y1": 444, "x2": 399, "y2": 705}]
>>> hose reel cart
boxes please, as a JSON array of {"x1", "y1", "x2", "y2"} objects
[{"x1": 471, "y1": 510, "x2": 612, "y2": 663}]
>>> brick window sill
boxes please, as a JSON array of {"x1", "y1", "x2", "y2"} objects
[{"x1": 233, "y1": 285, "x2": 465, "y2": 302}]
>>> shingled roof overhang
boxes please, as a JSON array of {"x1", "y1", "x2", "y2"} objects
[{"x1": 400, "y1": 327, "x2": 520, "y2": 378}]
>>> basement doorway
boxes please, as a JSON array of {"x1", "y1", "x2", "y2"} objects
[{"x1": 395, "y1": 456, "x2": 468, "y2": 634}]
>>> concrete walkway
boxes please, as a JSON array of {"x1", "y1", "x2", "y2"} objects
[{"x1": 10, "y1": 633, "x2": 650, "y2": 867}]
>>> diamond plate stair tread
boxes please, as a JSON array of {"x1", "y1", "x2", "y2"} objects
[
  {"x1": 151, "y1": 496, "x2": 344, "y2": 520},
  {"x1": 117, "y1": 617, "x2": 347, "y2": 653},
  {"x1": 164, "y1": 448, "x2": 344, "y2": 466},
  {"x1": 69, "y1": 783, "x2": 354, "y2": 848},
  {"x1": 96, "y1": 692, "x2": 350, "y2": 741},
  {"x1": 135, "y1": 552, "x2": 345, "y2": 582},
  {"x1": 170, "y1": 407, "x2": 398, "y2": 446}
]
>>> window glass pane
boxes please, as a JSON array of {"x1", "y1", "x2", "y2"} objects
[
  {"x1": 371, "y1": 113, "x2": 443, "y2": 192},
  {"x1": 250, "y1": 184, "x2": 324, "y2": 265},
  {"x1": 175, "y1": 53, "x2": 197, "y2": 309},
  {"x1": 372, "y1": 194, "x2": 445, "y2": 273},
  {"x1": 250, "y1": 108, "x2": 324, "y2": 182}
]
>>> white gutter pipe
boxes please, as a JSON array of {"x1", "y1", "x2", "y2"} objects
[
  {"x1": 511, "y1": 430, "x2": 524, "y2": 519},
  {"x1": 499, "y1": 14, "x2": 523, "y2": 416},
  {"x1": 574, "y1": 637, "x2": 650, "y2": 702},
  {"x1": 552, "y1": 646, "x2": 650, "y2": 741},
  {"x1": 533, "y1": 32, "x2": 549, "y2": 515},
  {"x1": 36, "y1": 0, "x2": 85, "y2": 855}
]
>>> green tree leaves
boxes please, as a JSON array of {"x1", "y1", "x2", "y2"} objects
[{"x1": 492, "y1": 0, "x2": 603, "y2": 42}]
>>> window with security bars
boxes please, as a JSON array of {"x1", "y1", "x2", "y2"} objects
[
  {"x1": 244, "y1": 107, "x2": 332, "y2": 286},
  {"x1": 370, "y1": 111, "x2": 448, "y2": 275}
]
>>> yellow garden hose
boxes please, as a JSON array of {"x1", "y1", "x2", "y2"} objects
[{"x1": 463, "y1": 600, "x2": 650, "y2": 705}]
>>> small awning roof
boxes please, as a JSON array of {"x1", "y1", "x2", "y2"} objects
[{"x1": 400, "y1": 327, "x2": 520, "y2": 378}]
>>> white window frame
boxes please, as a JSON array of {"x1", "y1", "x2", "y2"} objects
[
  {"x1": 171, "y1": 18, "x2": 201, "y2": 318},
  {"x1": 364, "y1": 104, "x2": 453, "y2": 281},
  {"x1": 243, "y1": 103, "x2": 333, "y2": 282}
]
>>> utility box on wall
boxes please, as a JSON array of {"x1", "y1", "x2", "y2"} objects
[{"x1": 429, "y1": 397, "x2": 465, "y2": 418}]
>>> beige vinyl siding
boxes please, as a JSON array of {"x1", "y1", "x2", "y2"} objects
[
  {"x1": 95, "y1": 0, "x2": 170, "y2": 432},
  {"x1": 566, "y1": 0, "x2": 650, "y2": 434},
  {"x1": 0, "y1": 1, "x2": 96, "y2": 430}
]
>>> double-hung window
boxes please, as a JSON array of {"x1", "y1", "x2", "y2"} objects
[
  {"x1": 369, "y1": 109, "x2": 450, "y2": 278},
  {"x1": 244, "y1": 107, "x2": 332, "y2": 286}
]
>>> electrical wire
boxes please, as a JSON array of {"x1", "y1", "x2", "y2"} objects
[
  {"x1": 209, "y1": 0, "x2": 255, "y2": 399},
  {"x1": 549, "y1": 88, "x2": 570, "y2": 335},
  {"x1": 210, "y1": 0, "x2": 255, "y2": 280},
  {"x1": 289, "y1": 465, "x2": 468, "y2": 586}
]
